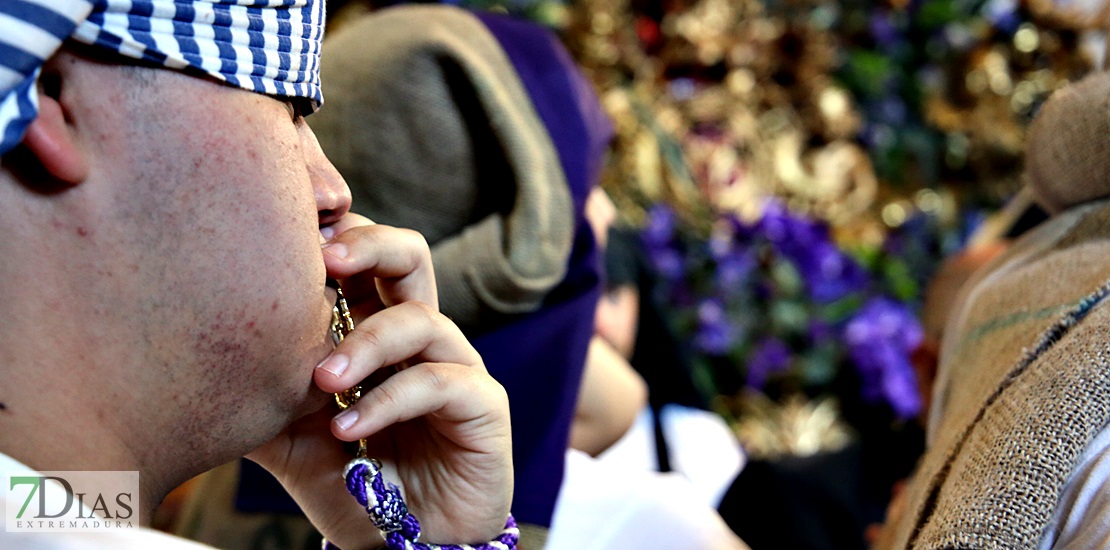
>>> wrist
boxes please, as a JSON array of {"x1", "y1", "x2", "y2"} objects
[{"x1": 327, "y1": 457, "x2": 519, "y2": 550}]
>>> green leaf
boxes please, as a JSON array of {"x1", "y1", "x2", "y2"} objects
[
  {"x1": 843, "y1": 50, "x2": 893, "y2": 96},
  {"x1": 799, "y1": 346, "x2": 840, "y2": 387},
  {"x1": 771, "y1": 299, "x2": 809, "y2": 334},
  {"x1": 770, "y1": 259, "x2": 803, "y2": 296},
  {"x1": 916, "y1": 0, "x2": 959, "y2": 28},
  {"x1": 820, "y1": 294, "x2": 865, "y2": 323},
  {"x1": 883, "y1": 259, "x2": 919, "y2": 301}
]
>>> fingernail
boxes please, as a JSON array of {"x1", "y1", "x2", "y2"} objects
[
  {"x1": 322, "y1": 242, "x2": 347, "y2": 259},
  {"x1": 334, "y1": 408, "x2": 359, "y2": 430},
  {"x1": 315, "y1": 354, "x2": 349, "y2": 377},
  {"x1": 320, "y1": 226, "x2": 336, "y2": 240}
]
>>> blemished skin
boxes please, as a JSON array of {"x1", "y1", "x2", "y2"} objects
[{"x1": 0, "y1": 48, "x2": 512, "y2": 549}]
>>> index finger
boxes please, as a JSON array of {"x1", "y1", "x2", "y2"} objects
[{"x1": 323, "y1": 223, "x2": 438, "y2": 310}]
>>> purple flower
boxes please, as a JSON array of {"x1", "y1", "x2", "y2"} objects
[
  {"x1": 808, "y1": 319, "x2": 833, "y2": 344},
  {"x1": 758, "y1": 200, "x2": 828, "y2": 251},
  {"x1": 640, "y1": 204, "x2": 686, "y2": 281},
  {"x1": 698, "y1": 297, "x2": 726, "y2": 324},
  {"x1": 869, "y1": 11, "x2": 898, "y2": 47},
  {"x1": 856, "y1": 297, "x2": 919, "y2": 348},
  {"x1": 846, "y1": 297, "x2": 923, "y2": 350},
  {"x1": 883, "y1": 211, "x2": 931, "y2": 257},
  {"x1": 794, "y1": 242, "x2": 868, "y2": 303},
  {"x1": 983, "y1": 0, "x2": 1019, "y2": 33},
  {"x1": 648, "y1": 247, "x2": 685, "y2": 282},
  {"x1": 852, "y1": 341, "x2": 904, "y2": 378},
  {"x1": 876, "y1": 97, "x2": 907, "y2": 125},
  {"x1": 709, "y1": 221, "x2": 757, "y2": 293},
  {"x1": 882, "y1": 367, "x2": 922, "y2": 420},
  {"x1": 845, "y1": 298, "x2": 924, "y2": 419},
  {"x1": 695, "y1": 299, "x2": 736, "y2": 355},
  {"x1": 746, "y1": 337, "x2": 791, "y2": 390},
  {"x1": 758, "y1": 201, "x2": 835, "y2": 289},
  {"x1": 725, "y1": 213, "x2": 757, "y2": 242},
  {"x1": 642, "y1": 204, "x2": 678, "y2": 247},
  {"x1": 709, "y1": 227, "x2": 734, "y2": 260},
  {"x1": 716, "y1": 249, "x2": 757, "y2": 292}
]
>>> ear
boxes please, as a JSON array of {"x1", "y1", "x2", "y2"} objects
[{"x1": 22, "y1": 89, "x2": 88, "y2": 186}]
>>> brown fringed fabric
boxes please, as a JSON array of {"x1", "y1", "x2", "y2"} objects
[{"x1": 310, "y1": 6, "x2": 574, "y2": 331}]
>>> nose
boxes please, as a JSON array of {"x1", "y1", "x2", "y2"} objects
[{"x1": 301, "y1": 124, "x2": 352, "y2": 226}]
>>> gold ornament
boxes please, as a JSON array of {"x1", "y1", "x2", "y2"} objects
[
  {"x1": 329, "y1": 282, "x2": 366, "y2": 458},
  {"x1": 724, "y1": 392, "x2": 854, "y2": 460}
]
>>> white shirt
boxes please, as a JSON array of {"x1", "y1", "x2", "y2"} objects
[
  {"x1": 596, "y1": 404, "x2": 745, "y2": 508},
  {"x1": 547, "y1": 449, "x2": 747, "y2": 550}
]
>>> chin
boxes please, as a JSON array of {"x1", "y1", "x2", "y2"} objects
[
  {"x1": 257, "y1": 283, "x2": 341, "y2": 425},
  {"x1": 295, "y1": 386, "x2": 334, "y2": 419}
]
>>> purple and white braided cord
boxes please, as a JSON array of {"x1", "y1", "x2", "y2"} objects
[{"x1": 323, "y1": 457, "x2": 519, "y2": 550}]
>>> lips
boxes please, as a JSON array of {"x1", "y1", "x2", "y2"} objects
[{"x1": 321, "y1": 278, "x2": 340, "y2": 344}]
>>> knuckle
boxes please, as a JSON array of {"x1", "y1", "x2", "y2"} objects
[
  {"x1": 469, "y1": 350, "x2": 487, "y2": 370},
  {"x1": 353, "y1": 225, "x2": 388, "y2": 254},
  {"x1": 343, "y1": 223, "x2": 377, "y2": 244},
  {"x1": 371, "y1": 381, "x2": 404, "y2": 411},
  {"x1": 347, "y1": 324, "x2": 385, "y2": 351},
  {"x1": 408, "y1": 299, "x2": 437, "y2": 316},
  {"x1": 400, "y1": 228, "x2": 432, "y2": 268},
  {"x1": 405, "y1": 300, "x2": 441, "y2": 326},
  {"x1": 485, "y1": 371, "x2": 509, "y2": 401},
  {"x1": 400, "y1": 227, "x2": 430, "y2": 252},
  {"x1": 423, "y1": 363, "x2": 453, "y2": 392}
]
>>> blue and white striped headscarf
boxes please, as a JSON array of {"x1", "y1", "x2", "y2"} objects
[{"x1": 0, "y1": 0, "x2": 325, "y2": 155}]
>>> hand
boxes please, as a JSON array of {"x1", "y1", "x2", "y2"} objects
[{"x1": 248, "y1": 214, "x2": 513, "y2": 550}]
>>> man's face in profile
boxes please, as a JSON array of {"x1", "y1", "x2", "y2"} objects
[{"x1": 101, "y1": 64, "x2": 350, "y2": 458}]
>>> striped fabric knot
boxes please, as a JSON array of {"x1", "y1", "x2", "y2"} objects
[
  {"x1": 0, "y1": 0, "x2": 324, "y2": 156},
  {"x1": 344, "y1": 458, "x2": 411, "y2": 534},
  {"x1": 329, "y1": 457, "x2": 520, "y2": 550}
]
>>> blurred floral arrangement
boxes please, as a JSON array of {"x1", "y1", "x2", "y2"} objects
[
  {"x1": 564, "y1": 0, "x2": 1100, "y2": 231},
  {"x1": 641, "y1": 198, "x2": 934, "y2": 422},
  {"x1": 554, "y1": 0, "x2": 1102, "y2": 453},
  {"x1": 334, "y1": 0, "x2": 1105, "y2": 454}
]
